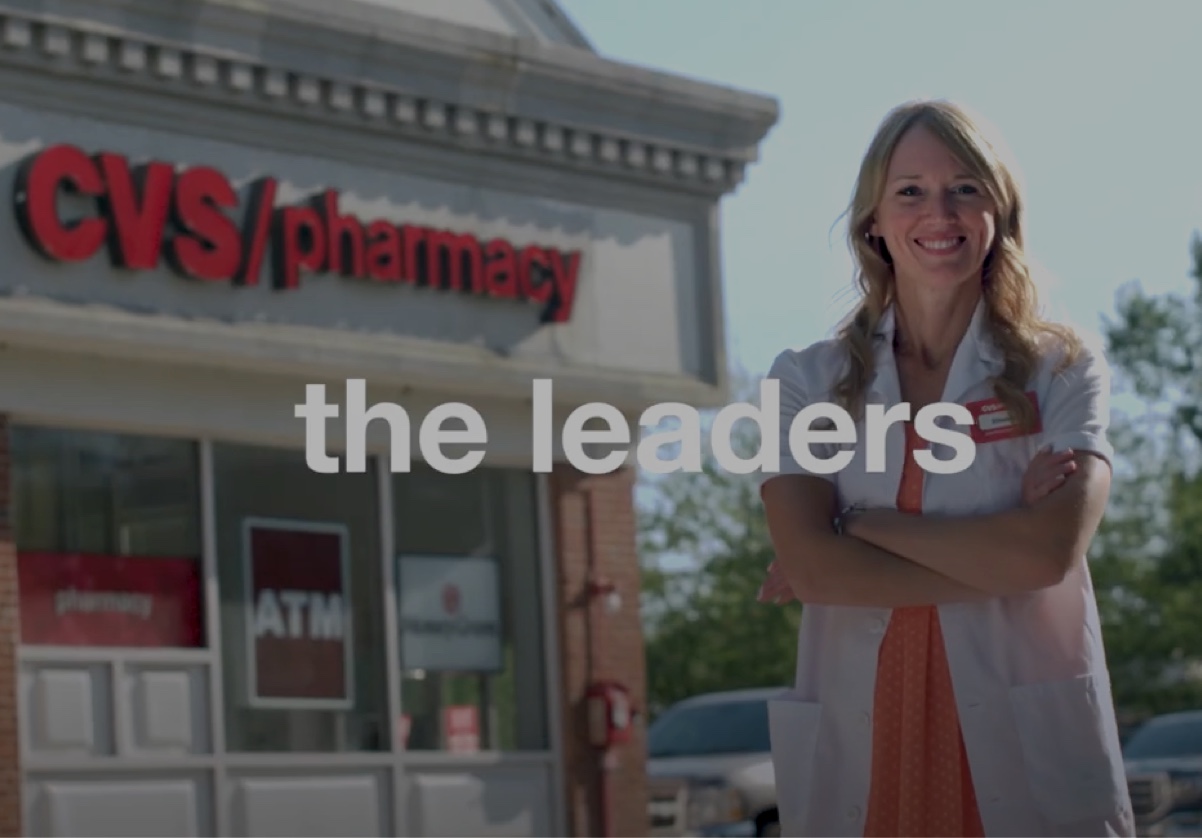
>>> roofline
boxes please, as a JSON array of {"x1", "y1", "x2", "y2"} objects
[
  {"x1": 0, "y1": 0, "x2": 780, "y2": 196},
  {"x1": 530, "y1": 0, "x2": 595, "y2": 51},
  {"x1": 198, "y1": 0, "x2": 781, "y2": 146}
]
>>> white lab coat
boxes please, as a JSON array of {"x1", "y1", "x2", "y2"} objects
[{"x1": 760, "y1": 300, "x2": 1134, "y2": 837}]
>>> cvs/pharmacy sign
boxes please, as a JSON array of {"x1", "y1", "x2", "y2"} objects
[
  {"x1": 243, "y1": 519, "x2": 353, "y2": 709},
  {"x1": 13, "y1": 144, "x2": 583, "y2": 322}
]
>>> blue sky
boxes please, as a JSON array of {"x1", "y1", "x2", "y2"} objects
[{"x1": 559, "y1": 0, "x2": 1202, "y2": 388}]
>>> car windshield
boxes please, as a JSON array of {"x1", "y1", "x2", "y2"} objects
[
  {"x1": 647, "y1": 697, "x2": 770, "y2": 758},
  {"x1": 1123, "y1": 715, "x2": 1202, "y2": 760}
]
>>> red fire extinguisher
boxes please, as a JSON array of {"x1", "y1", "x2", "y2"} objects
[
  {"x1": 585, "y1": 680, "x2": 635, "y2": 837},
  {"x1": 586, "y1": 680, "x2": 633, "y2": 749}
]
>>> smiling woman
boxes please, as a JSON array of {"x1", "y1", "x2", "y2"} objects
[
  {"x1": 757, "y1": 99, "x2": 1131, "y2": 838},
  {"x1": 870, "y1": 127, "x2": 997, "y2": 308}
]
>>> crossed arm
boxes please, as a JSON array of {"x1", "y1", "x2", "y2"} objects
[
  {"x1": 759, "y1": 450, "x2": 1111, "y2": 608},
  {"x1": 760, "y1": 338, "x2": 1115, "y2": 609},
  {"x1": 761, "y1": 475, "x2": 994, "y2": 608},
  {"x1": 844, "y1": 451, "x2": 1110, "y2": 597}
]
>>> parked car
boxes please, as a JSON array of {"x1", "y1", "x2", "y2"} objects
[
  {"x1": 646, "y1": 688, "x2": 1202, "y2": 837},
  {"x1": 1124, "y1": 709, "x2": 1202, "y2": 836},
  {"x1": 645, "y1": 687, "x2": 782, "y2": 837}
]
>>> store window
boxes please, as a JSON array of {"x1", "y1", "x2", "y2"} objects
[
  {"x1": 11, "y1": 424, "x2": 203, "y2": 648},
  {"x1": 212, "y1": 442, "x2": 388, "y2": 753},
  {"x1": 394, "y1": 465, "x2": 548, "y2": 752}
]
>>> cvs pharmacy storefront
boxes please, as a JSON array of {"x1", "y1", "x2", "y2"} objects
[{"x1": 0, "y1": 1, "x2": 777, "y2": 836}]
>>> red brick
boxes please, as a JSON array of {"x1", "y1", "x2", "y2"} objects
[{"x1": 549, "y1": 465, "x2": 649, "y2": 837}]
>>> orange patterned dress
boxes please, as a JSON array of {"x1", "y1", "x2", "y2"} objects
[{"x1": 862, "y1": 423, "x2": 986, "y2": 837}]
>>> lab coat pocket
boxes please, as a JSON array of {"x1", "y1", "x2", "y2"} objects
[
  {"x1": 767, "y1": 694, "x2": 822, "y2": 836},
  {"x1": 1009, "y1": 675, "x2": 1126, "y2": 825}
]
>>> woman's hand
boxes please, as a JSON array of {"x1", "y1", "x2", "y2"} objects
[
  {"x1": 758, "y1": 502, "x2": 869, "y2": 605},
  {"x1": 758, "y1": 446, "x2": 1077, "y2": 606},
  {"x1": 757, "y1": 560, "x2": 794, "y2": 605},
  {"x1": 1023, "y1": 445, "x2": 1077, "y2": 506}
]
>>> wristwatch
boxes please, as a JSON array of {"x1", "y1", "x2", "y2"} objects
[{"x1": 833, "y1": 503, "x2": 863, "y2": 535}]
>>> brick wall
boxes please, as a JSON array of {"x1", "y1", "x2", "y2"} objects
[
  {"x1": 0, "y1": 417, "x2": 21, "y2": 837},
  {"x1": 549, "y1": 464, "x2": 649, "y2": 838}
]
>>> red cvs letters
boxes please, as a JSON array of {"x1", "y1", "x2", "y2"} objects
[{"x1": 13, "y1": 144, "x2": 583, "y2": 322}]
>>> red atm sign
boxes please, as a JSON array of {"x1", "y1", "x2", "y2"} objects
[{"x1": 12, "y1": 144, "x2": 583, "y2": 322}]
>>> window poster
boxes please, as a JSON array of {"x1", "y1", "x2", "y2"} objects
[
  {"x1": 397, "y1": 555, "x2": 503, "y2": 673},
  {"x1": 243, "y1": 518, "x2": 353, "y2": 709},
  {"x1": 18, "y1": 551, "x2": 203, "y2": 647}
]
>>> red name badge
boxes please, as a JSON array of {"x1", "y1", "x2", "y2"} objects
[{"x1": 964, "y1": 391, "x2": 1042, "y2": 443}]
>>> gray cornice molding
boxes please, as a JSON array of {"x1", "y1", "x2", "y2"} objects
[
  {"x1": 0, "y1": 1, "x2": 780, "y2": 197},
  {"x1": 0, "y1": 294, "x2": 731, "y2": 412}
]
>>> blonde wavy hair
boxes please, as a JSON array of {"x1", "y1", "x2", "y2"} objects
[{"x1": 834, "y1": 99, "x2": 1081, "y2": 431}]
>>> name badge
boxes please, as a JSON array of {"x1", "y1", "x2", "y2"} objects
[{"x1": 964, "y1": 391, "x2": 1042, "y2": 443}]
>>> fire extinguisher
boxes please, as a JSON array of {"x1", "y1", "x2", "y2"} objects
[
  {"x1": 586, "y1": 680, "x2": 633, "y2": 749},
  {"x1": 585, "y1": 680, "x2": 634, "y2": 837}
]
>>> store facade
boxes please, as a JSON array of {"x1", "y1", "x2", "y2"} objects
[{"x1": 0, "y1": 1, "x2": 777, "y2": 835}]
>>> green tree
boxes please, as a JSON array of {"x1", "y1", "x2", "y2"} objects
[
  {"x1": 1093, "y1": 232, "x2": 1202, "y2": 717},
  {"x1": 637, "y1": 376, "x2": 799, "y2": 717}
]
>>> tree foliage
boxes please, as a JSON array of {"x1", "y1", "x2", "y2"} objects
[
  {"x1": 1093, "y1": 233, "x2": 1202, "y2": 717},
  {"x1": 636, "y1": 380, "x2": 798, "y2": 718}
]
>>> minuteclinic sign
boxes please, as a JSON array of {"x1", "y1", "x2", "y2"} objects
[
  {"x1": 398, "y1": 555, "x2": 503, "y2": 673},
  {"x1": 12, "y1": 144, "x2": 583, "y2": 322}
]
